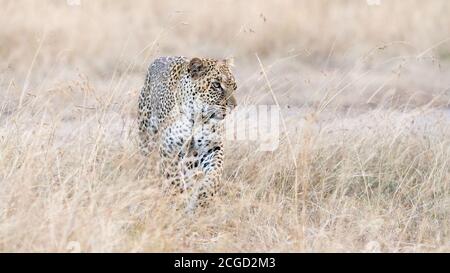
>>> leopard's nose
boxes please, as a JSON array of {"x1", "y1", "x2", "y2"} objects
[{"x1": 226, "y1": 94, "x2": 237, "y2": 110}]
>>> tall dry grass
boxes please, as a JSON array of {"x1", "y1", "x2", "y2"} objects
[
  {"x1": 0, "y1": 0, "x2": 449, "y2": 252},
  {"x1": 2, "y1": 0, "x2": 450, "y2": 85}
]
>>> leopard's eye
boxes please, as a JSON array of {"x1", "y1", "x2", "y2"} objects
[{"x1": 211, "y1": 82, "x2": 222, "y2": 90}]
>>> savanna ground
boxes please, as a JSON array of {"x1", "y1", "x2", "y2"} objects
[{"x1": 0, "y1": 0, "x2": 449, "y2": 252}]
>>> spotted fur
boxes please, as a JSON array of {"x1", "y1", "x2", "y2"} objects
[{"x1": 138, "y1": 56, "x2": 237, "y2": 213}]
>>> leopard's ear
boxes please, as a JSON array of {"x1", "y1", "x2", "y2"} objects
[
  {"x1": 219, "y1": 57, "x2": 234, "y2": 67},
  {"x1": 189, "y1": 58, "x2": 206, "y2": 79},
  {"x1": 224, "y1": 57, "x2": 234, "y2": 67}
]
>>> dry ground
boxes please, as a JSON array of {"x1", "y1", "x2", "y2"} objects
[{"x1": 0, "y1": 0, "x2": 449, "y2": 252}]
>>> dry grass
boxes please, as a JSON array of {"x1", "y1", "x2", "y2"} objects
[{"x1": 0, "y1": 0, "x2": 449, "y2": 252}]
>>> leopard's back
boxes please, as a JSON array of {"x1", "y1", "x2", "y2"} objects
[{"x1": 137, "y1": 56, "x2": 187, "y2": 155}]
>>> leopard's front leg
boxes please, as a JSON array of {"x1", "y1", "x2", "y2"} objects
[
  {"x1": 159, "y1": 117, "x2": 194, "y2": 194},
  {"x1": 186, "y1": 124, "x2": 225, "y2": 213}
]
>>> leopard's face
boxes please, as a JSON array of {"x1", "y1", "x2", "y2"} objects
[{"x1": 188, "y1": 58, "x2": 237, "y2": 120}]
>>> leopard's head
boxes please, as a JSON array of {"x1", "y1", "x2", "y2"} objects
[{"x1": 188, "y1": 57, "x2": 237, "y2": 120}]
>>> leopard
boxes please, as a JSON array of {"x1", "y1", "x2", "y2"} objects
[{"x1": 138, "y1": 56, "x2": 237, "y2": 213}]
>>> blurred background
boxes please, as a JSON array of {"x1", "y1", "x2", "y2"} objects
[
  {"x1": 0, "y1": 0, "x2": 449, "y2": 252},
  {"x1": 1, "y1": 0, "x2": 450, "y2": 109}
]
